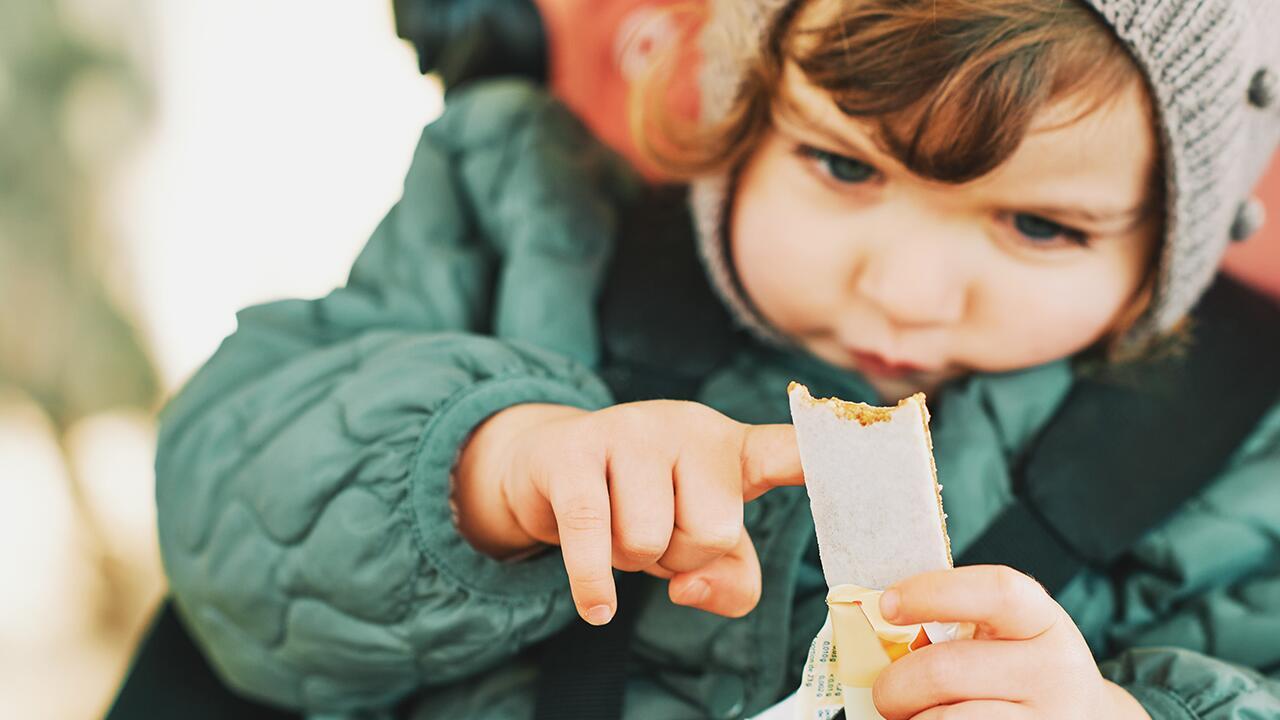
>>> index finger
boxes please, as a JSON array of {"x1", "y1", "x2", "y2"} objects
[
  {"x1": 880, "y1": 565, "x2": 1059, "y2": 640},
  {"x1": 547, "y1": 461, "x2": 617, "y2": 625},
  {"x1": 739, "y1": 424, "x2": 804, "y2": 501}
]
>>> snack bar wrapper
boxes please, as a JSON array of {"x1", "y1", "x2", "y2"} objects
[
  {"x1": 753, "y1": 384, "x2": 971, "y2": 720},
  {"x1": 786, "y1": 585, "x2": 970, "y2": 719}
]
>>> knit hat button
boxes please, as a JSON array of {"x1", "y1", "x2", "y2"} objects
[
  {"x1": 1248, "y1": 68, "x2": 1277, "y2": 109},
  {"x1": 1230, "y1": 198, "x2": 1267, "y2": 242}
]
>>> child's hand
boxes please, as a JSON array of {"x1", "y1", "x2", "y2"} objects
[
  {"x1": 453, "y1": 401, "x2": 803, "y2": 625},
  {"x1": 872, "y1": 566, "x2": 1151, "y2": 720}
]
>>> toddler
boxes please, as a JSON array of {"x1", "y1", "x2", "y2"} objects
[{"x1": 156, "y1": 0, "x2": 1280, "y2": 718}]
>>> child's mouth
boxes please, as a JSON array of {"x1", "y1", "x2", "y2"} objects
[{"x1": 846, "y1": 350, "x2": 927, "y2": 380}]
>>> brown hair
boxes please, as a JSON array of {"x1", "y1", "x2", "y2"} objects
[{"x1": 638, "y1": 0, "x2": 1151, "y2": 184}]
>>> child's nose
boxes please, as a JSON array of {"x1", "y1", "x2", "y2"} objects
[{"x1": 852, "y1": 235, "x2": 968, "y2": 328}]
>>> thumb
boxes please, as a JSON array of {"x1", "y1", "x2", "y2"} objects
[
  {"x1": 667, "y1": 528, "x2": 762, "y2": 617},
  {"x1": 740, "y1": 424, "x2": 803, "y2": 501}
]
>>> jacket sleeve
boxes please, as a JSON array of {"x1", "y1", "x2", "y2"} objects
[
  {"x1": 1094, "y1": 398, "x2": 1280, "y2": 719},
  {"x1": 155, "y1": 79, "x2": 636, "y2": 714}
]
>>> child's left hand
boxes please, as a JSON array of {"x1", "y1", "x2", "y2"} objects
[{"x1": 872, "y1": 565, "x2": 1151, "y2": 720}]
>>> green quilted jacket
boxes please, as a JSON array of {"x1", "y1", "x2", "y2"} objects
[{"x1": 155, "y1": 80, "x2": 1280, "y2": 720}]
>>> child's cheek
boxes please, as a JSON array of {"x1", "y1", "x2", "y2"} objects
[
  {"x1": 731, "y1": 198, "x2": 803, "y2": 326},
  {"x1": 981, "y1": 262, "x2": 1140, "y2": 366},
  {"x1": 731, "y1": 182, "x2": 842, "y2": 334},
  {"x1": 728, "y1": 132, "x2": 866, "y2": 336}
]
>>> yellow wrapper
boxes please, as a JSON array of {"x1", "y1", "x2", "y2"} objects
[{"x1": 789, "y1": 585, "x2": 971, "y2": 720}]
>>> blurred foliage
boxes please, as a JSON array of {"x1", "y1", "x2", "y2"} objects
[{"x1": 0, "y1": 0, "x2": 158, "y2": 429}]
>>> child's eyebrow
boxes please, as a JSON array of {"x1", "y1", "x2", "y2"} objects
[
  {"x1": 773, "y1": 91, "x2": 890, "y2": 165},
  {"x1": 1016, "y1": 201, "x2": 1154, "y2": 230}
]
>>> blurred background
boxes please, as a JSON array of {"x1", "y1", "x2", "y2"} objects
[
  {"x1": 0, "y1": 1, "x2": 1277, "y2": 718},
  {"x1": 1, "y1": 2, "x2": 440, "y2": 717}
]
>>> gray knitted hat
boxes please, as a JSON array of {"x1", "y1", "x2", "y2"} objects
[{"x1": 690, "y1": 0, "x2": 1280, "y2": 347}]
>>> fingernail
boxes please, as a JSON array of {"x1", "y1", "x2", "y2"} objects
[
  {"x1": 677, "y1": 579, "x2": 710, "y2": 606},
  {"x1": 585, "y1": 604, "x2": 614, "y2": 626},
  {"x1": 880, "y1": 589, "x2": 900, "y2": 621}
]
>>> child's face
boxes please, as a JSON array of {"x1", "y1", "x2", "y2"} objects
[{"x1": 730, "y1": 63, "x2": 1161, "y2": 400}]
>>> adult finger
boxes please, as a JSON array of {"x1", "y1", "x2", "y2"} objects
[
  {"x1": 873, "y1": 639, "x2": 1038, "y2": 718},
  {"x1": 657, "y1": 445, "x2": 743, "y2": 573},
  {"x1": 881, "y1": 566, "x2": 1058, "y2": 640},
  {"x1": 547, "y1": 458, "x2": 616, "y2": 625},
  {"x1": 908, "y1": 700, "x2": 1028, "y2": 720},
  {"x1": 667, "y1": 528, "x2": 762, "y2": 617},
  {"x1": 607, "y1": 451, "x2": 675, "y2": 572},
  {"x1": 739, "y1": 424, "x2": 804, "y2": 501}
]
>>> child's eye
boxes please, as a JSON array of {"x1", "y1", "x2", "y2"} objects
[
  {"x1": 797, "y1": 146, "x2": 878, "y2": 184},
  {"x1": 1011, "y1": 213, "x2": 1090, "y2": 247}
]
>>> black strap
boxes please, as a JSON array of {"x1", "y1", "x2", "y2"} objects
[
  {"x1": 960, "y1": 277, "x2": 1280, "y2": 594},
  {"x1": 596, "y1": 186, "x2": 741, "y2": 405},
  {"x1": 533, "y1": 573, "x2": 648, "y2": 720},
  {"x1": 533, "y1": 188, "x2": 737, "y2": 720}
]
